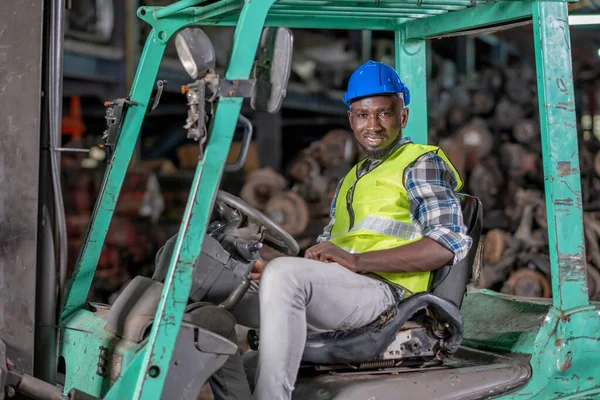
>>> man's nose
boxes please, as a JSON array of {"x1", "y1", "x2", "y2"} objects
[{"x1": 366, "y1": 114, "x2": 382, "y2": 131}]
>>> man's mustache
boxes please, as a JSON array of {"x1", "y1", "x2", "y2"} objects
[{"x1": 361, "y1": 131, "x2": 387, "y2": 138}]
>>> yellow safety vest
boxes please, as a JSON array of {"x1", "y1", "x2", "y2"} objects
[{"x1": 329, "y1": 140, "x2": 463, "y2": 295}]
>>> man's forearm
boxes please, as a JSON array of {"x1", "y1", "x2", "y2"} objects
[{"x1": 353, "y1": 237, "x2": 454, "y2": 273}]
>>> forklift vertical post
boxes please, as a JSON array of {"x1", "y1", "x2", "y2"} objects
[
  {"x1": 532, "y1": 0, "x2": 589, "y2": 310},
  {"x1": 395, "y1": 31, "x2": 428, "y2": 145},
  {"x1": 101, "y1": 2, "x2": 277, "y2": 398},
  {"x1": 61, "y1": 35, "x2": 167, "y2": 319}
]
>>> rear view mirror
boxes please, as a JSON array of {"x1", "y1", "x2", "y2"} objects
[
  {"x1": 251, "y1": 27, "x2": 293, "y2": 114},
  {"x1": 175, "y1": 27, "x2": 216, "y2": 79}
]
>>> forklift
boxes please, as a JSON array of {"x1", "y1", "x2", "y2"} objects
[{"x1": 1, "y1": 0, "x2": 599, "y2": 399}]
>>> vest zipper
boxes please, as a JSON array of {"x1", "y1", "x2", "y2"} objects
[{"x1": 345, "y1": 139, "x2": 412, "y2": 231}]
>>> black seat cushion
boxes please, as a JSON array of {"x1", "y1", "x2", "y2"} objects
[{"x1": 302, "y1": 293, "x2": 463, "y2": 364}]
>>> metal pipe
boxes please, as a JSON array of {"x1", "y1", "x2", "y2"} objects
[
  {"x1": 15, "y1": 373, "x2": 65, "y2": 400},
  {"x1": 153, "y1": 0, "x2": 207, "y2": 18},
  {"x1": 34, "y1": 207, "x2": 58, "y2": 384},
  {"x1": 48, "y1": 0, "x2": 68, "y2": 330}
]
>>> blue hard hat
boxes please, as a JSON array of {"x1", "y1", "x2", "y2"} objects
[{"x1": 343, "y1": 60, "x2": 410, "y2": 108}]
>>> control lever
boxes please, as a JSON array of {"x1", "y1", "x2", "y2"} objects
[
  {"x1": 224, "y1": 113, "x2": 254, "y2": 172},
  {"x1": 149, "y1": 80, "x2": 168, "y2": 112}
]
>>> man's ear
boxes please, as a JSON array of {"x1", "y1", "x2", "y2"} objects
[
  {"x1": 401, "y1": 107, "x2": 410, "y2": 129},
  {"x1": 347, "y1": 109, "x2": 354, "y2": 130}
]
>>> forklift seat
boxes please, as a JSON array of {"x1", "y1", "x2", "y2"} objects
[{"x1": 301, "y1": 194, "x2": 483, "y2": 365}]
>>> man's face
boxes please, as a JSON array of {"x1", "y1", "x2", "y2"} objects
[{"x1": 347, "y1": 95, "x2": 409, "y2": 160}]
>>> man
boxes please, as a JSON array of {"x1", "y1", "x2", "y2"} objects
[
  {"x1": 156, "y1": 61, "x2": 471, "y2": 400},
  {"x1": 247, "y1": 60, "x2": 472, "y2": 399}
]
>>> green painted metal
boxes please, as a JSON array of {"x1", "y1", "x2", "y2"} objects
[
  {"x1": 395, "y1": 32, "x2": 428, "y2": 145},
  {"x1": 61, "y1": 33, "x2": 167, "y2": 320},
  {"x1": 56, "y1": 0, "x2": 600, "y2": 399},
  {"x1": 403, "y1": 1, "x2": 533, "y2": 40},
  {"x1": 59, "y1": 309, "x2": 141, "y2": 397},
  {"x1": 108, "y1": 2, "x2": 276, "y2": 399},
  {"x1": 531, "y1": 0, "x2": 588, "y2": 311}
]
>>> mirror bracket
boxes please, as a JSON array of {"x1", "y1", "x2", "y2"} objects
[{"x1": 217, "y1": 79, "x2": 256, "y2": 99}]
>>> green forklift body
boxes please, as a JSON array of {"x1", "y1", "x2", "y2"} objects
[{"x1": 55, "y1": 0, "x2": 600, "y2": 399}]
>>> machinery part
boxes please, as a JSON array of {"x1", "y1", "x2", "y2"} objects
[
  {"x1": 471, "y1": 90, "x2": 496, "y2": 115},
  {"x1": 317, "y1": 129, "x2": 357, "y2": 169},
  {"x1": 224, "y1": 114, "x2": 253, "y2": 173},
  {"x1": 494, "y1": 97, "x2": 524, "y2": 131},
  {"x1": 483, "y1": 229, "x2": 510, "y2": 264},
  {"x1": 264, "y1": 191, "x2": 310, "y2": 237},
  {"x1": 183, "y1": 81, "x2": 207, "y2": 141},
  {"x1": 5, "y1": 370, "x2": 64, "y2": 400},
  {"x1": 240, "y1": 168, "x2": 287, "y2": 210},
  {"x1": 149, "y1": 80, "x2": 168, "y2": 112},
  {"x1": 456, "y1": 118, "x2": 493, "y2": 160},
  {"x1": 175, "y1": 27, "x2": 216, "y2": 80},
  {"x1": 101, "y1": 98, "x2": 139, "y2": 160},
  {"x1": 594, "y1": 151, "x2": 600, "y2": 178},
  {"x1": 586, "y1": 264, "x2": 600, "y2": 301},
  {"x1": 437, "y1": 137, "x2": 467, "y2": 178},
  {"x1": 289, "y1": 155, "x2": 320, "y2": 183},
  {"x1": 67, "y1": 388, "x2": 101, "y2": 400},
  {"x1": 219, "y1": 276, "x2": 252, "y2": 310},
  {"x1": 216, "y1": 191, "x2": 300, "y2": 256},
  {"x1": 500, "y1": 143, "x2": 538, "y2": 179},
  {"x1": 513, "y1": 118, "x2": 539, "y2": 145},
  {"x1": 251, "y1": 27, "x2": 294, "y2": 113},
  {"x1": 467, "y1": 157, "x2": 503, "y2": 210},
  {"x1": 65, "y1": 0, "x2": 115, "y2": 43},
  {"x1": 501, "y1": 269, "x2": 551, "y2": 298}
]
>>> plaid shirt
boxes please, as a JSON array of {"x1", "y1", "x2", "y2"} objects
[{"x1": 317, "y1": 137, "x2": 472, "y2": 265}]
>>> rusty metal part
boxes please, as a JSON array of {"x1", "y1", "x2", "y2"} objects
[
  {"x1": 447, "y1": 107, "x2": 471, "y2": 130},
  {"x1": 593, "y1": 151, "x2": 600, "y2": 178},
  {"x1": 586, "y1": 264, "x2": 600, "y2": 301},
  {"x1": 501, "y1": 269, "x2": 552, "y2": 298},
  {"x1": 468, "y1": 157, "x2": 504, "y2": 210},
  {"x1": 471, "y1": 90, "x2": 496, "y2": 115},
  {"x1": 437, "y1": 137, "x2": 467, "y2": 178},
  {"x1": 317, "y1": 129, "x2": 357, "y2": 169},
  {"x1": 513, "y1": 118, "x2": 539, "y2": 145},
  {"x1": 289, "y1": 155, "x2": 321, "y2": 183},
  {"x1": 500, "y1": 143, "x2": 538, "y2": 179},
  {"x1": 483, "y1": 229, "x2": 510, "y2": 264},
  {"x1": 264, "y1": 191, "x2": 310, "y2": 236},
  {"x1": 456, "y1": 118, "x2": 494, "y2": 160},
  {"x1": 240, "y1": 168, "x2": 287, "y2": 210},
  {"x1": 494, "y1": 98, "x2": 524, "y2": 131},
  {"x1": 478, "y1": 247, "x2": 517, "y2": 289}
]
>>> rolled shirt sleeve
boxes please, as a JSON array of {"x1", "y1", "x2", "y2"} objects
[{"x1": 404, "y1": 152, "x2": 473, "y2": 265}]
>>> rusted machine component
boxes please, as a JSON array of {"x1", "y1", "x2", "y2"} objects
[
  {"x1": 240, "y1": 168, "x2": 288, "y2": 211},
  {"x1": 264, "y1": 191, "x2": 310, "y2": 237},
  {"x1": 317, "y1": 129, "x2": 357, "y2": 169},
  {"x1": 501, "y1": 269, "x2": 551, "y2": 298}
]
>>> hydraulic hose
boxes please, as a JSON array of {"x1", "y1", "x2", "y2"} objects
[{"x1": 49, "y1": 0, "x2": 68, "y2": 360}]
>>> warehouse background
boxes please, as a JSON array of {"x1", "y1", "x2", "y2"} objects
[{"x1": 60, "y1": 0, "x2": 600, "y2": 304}]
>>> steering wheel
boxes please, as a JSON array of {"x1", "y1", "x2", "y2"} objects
[{"x1": 215, "y1": 190, "x2": 300, "y2": 256}]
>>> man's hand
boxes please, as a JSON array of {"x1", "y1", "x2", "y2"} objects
[
  {"x1": 304, "y1": 241, "x2": 358, "y2": 272},
  {"x1": 250, "y1": 257, "x2": 266, "y2": 280}
]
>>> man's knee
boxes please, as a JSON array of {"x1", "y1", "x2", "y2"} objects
[{"x1": 260, "y1": 257, "x2": 308, "y2": 300}]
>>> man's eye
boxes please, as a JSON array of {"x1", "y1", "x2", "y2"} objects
[
  {"x1": 357, "y1": 113, "x2": 367, "y2": 118},
  {"x1": 380, "y1": 112, "x2": 392, "y2": 117}
]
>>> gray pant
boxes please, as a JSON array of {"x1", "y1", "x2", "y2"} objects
[{"x1": 207, "y1": 257, "x2": 397, "y2": 400}]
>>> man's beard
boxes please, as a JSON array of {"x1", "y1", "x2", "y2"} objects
[{"x1": 359, "y1": 135, "x2": 401, "y2": 160}]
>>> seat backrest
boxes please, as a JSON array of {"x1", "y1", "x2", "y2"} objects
[{"x1": 430, "y1": 194, "x2": 482, "y2": 308}]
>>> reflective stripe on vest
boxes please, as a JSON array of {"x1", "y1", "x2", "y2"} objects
[{"x1": 329, "y1": 141, "x2": 463, "y2": 295}]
